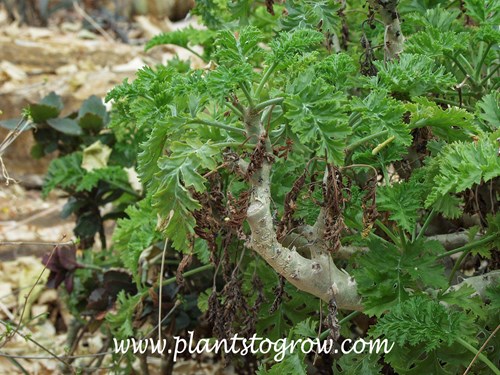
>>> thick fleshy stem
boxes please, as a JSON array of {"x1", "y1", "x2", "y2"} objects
[
  {"x1": 243, "y1": 109, "x2": 362, "y2": 310},
  {"x1": 367, "y1": 0, "x2": 405, "y2": 59}
]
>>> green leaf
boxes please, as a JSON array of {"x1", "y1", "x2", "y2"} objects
[
  {"x1": 280, "y1": 0, "x2": 341, "y2": 32},
  {"x1": 384, "y1": 341, "x2": 469, "y2": 375},
  {"x1": 486, "y1": 213, "x2": 500, "y2": 248},
  {"x1": 485, "y1": 283, "x2": 500, "y2": 311},
  {"x1": 106, "y1": 291, "x2": 142, "y2": 339},
  {"x1": 0, "y1": 118, "x2": 33, "y2": 131},
  {"x1": 463, "y1": 0, "x2": 500, "y2": 24},
  {"x1": 29, "y1": 92, "x2": 63, "y2": 123},
  {"x1": 351, "y1": 90, "x2": 411, "y2": 146},
  {"x1": 214, "y1": 26, "x2": 262, "y2": 66},
  {"x1": 268, "y1": 29, "x2": 324, "y2": 69},
  {"x1": 416, "y1": 6, "x2": 461, "y2": 30},
  {"x1": 475, "y1": 25, "x2": 500, "y2": 44},
  {"x1": 106, "y1": 66, "x2": 181, "y2": 133},
  {"x1": 61, "y1": 196, "x2": 85, "y2": 219},
  {"x1": 137, "y1": 122, "x2": 170, "y2": 187},
  {"x1": 248, "y1": 260, "x2": 319, "y2": 341},
  {"x1": 353, "y1": 237, "x2": 447, "y2": 316},
  {"x1": 406, "y1": 27, "x2": 469, "y2": 57},
  {"x1": 477, "y1": 92, "x2": 500, "y2": 130},
  {"x1": 372, "y1": 296, "x2": 476, "y2": 352},
  {"x1": 77, "y1": 166, "x2": 129, "y2": 192},
  {"x1": 78, "y1": 95, "x2": 108, "y2": 131},
  {"x1": 153, "y1": 140, "x2": 220, "y2": 251},
  {"x1": 425, "y1": 134, "x2": 500, "y2": 207},
  {"x1": 113, "y1": 196, "x2": 159, "y2": 277},
  {"x1": 368, "y1": 54, "x2": 456, "y2": 97},
  {"x1": 336, "y1": 352, "x2": 382, "y2": 375},
  {"x1": 405, "y1": 97, "x2": 478, "y2": 142},
  {"x1": 39, "y1": 91, "x2": 63, "y2": 110},
  {"x1": 46, "y1": 118, "x2": 82, "y2": 135},
  {"x1": 432, "y1": 194, "x2": 463, "y2": 219},
  {"x1": 439, "y1": 285, "x2": 486, "y2": 319},
  {"x1": 146, "y1": 26, "x2": 215, "y2": 50},
  {"x1": 197, "y1": 288, "x2": 212, "y2": 313},
  {"x1": 191, "y1": 0, "x2": 226, "y2": 29},
  {"x1": 206, "y1": 64, "x2": 255, "y2": 100},
  {"x1": 316, "y1": 53, "x2": 357, "y2": 89},
  {"x1": 74, "y1": 212, "x2": 101, "y2": 239},
  {"x1": 228, "y1": 0, "x2": 251, "y2": 22},
  {"x1": 256, "y1": 319, "x2": 318, "y2": 374},
  {"x1": 42, "y1": 153, "x2": 85, "y2": 196},
  {"x1": 193, "y1": 238, "x2": 210, "y2": 264},
  {"x1": 257, "y1": 353, "x2": 307, "y2": 375},
  {"x1": 284, "y1": 69, "x2": 350, "y2": 164},
  {"x1": 292, "y1": 318, "x2": 318, "y2": 338},
  {"x1": 377, "y1": 180, "x2": 423, "y2": 234}
]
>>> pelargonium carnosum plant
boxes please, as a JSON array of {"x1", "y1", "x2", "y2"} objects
[{"x1": 105, "y1": 0, "x2": 500, "y2": 373}]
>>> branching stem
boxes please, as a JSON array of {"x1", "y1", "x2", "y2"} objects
[
  {"x1": 347, "y1": 130, "x2": 389, "y2": 151},
  {"x1": 447, "y1": 54, "x2": 473, "y2": 82},
  {"x1": 481, "y1": 64, "x2": 500, "y2": 85},
  {"x1": 225, "y1": 102, "x2": 244, "y2": 118},
  {"x1": 240, "y1": 83, "x2": 255, "y2": 108},
  {"x1": 256, "y1": 62, "x2": 278, "y2": 98},
  {"x1": 372, "y1": 135, "x2": 395, "y2": 155},
  {"x1": 188, "y1": 119, "x2": 246, "y2": 135},
  {"x1": 254, "y1": 97, "x2": 284, "y2": 112},
  {"x1": 475, "y1": 42, "x2": 492, "y2": 81},
  {"x1": 448, "y1": 249, "x2": 468, "y2": 285},
  {"x1": 436, "y1": 233, "x2": 498, "y2": 259},
  {"x1": 375, "y1": 219, "x2": 400, "y2": 246},
  {"x1": 415, "y1": 208, "x2": 436, "y2": 242},
  {"x1": 184, "y1": 47, "x2": 205, "y2": 62}
]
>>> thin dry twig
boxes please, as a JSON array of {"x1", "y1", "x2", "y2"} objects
[
  {"x1": 0, "y1": 319, "x2": 74, "y2": 372},
  {"x1": 72, "y1": 0, "x2": 115, "y2": 43},
  {"x1": 0, "y1": 203, "x2": 66, "y2": 234},
  {"x1": 0, "y1": 240, "x2": 74, "y2": 247},
  {"x1": 0, "y1": 157, "x2": 15, "y2": 185},
  {"x1": 463, "y1": 324, "x2": 500, "y2": 375},
  {"x1": 0, "y1": 117, "x2": 32, "y2": 185},
  {"x1": 0, "y1": 300, "x2": 15, "y2": 321},
  {"x1": 0, "y1": 351, "x2": 111, "y2": 360},
  {"x1": 0, "y1": 236, "x2": 67, "y2": 350}
]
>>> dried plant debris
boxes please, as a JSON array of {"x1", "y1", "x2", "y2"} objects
[
  {"x1": 277, "y1": 171, "x2": 307, "y2": 240},
  {"x1": 269, "y1": 275, "x2": 285, "y2": 314},
  {"x1": 323, "y1": 165, "x2": 347, "y2": 253},
  {"x1": 326, "y1": 296, "x2": 340, "y2": 341},
  {"x1": 245, "y1": 134, "x2": 274, "y2": 180}
]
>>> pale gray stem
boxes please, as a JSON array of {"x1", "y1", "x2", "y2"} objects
[
  {"x1": 246, "y1": 163, "x2": 362, "y2": 310},
  {"x1": 447, "y1": 270, "x2": 500, "y2": 299},
  {"x1": 282, "y1": 229, "x2": 368, "y2": 260},
  {"x1": 429, "y1": 231, "x2": 479, "y2": 250},
  {"x1": 367, "y1": 0, "x2": 404, "y2": 59},
  {"x1": 243, "y1": 112, "x2": 362, "y2": 310}
]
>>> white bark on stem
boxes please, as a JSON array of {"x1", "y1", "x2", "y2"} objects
[
  {"x1": 243, "y1": 111, "x2": 362, "y2": 311},
  {"x1": 246, "y1": 163, "x2": 362, "y2": 310},
  {"x1": 430, "y1": 232, "x2": 480, "y2": 250},
  {"x1": 448, "y1": 270, "x2": 500, "y2": 299},
  {"x1": 367, "y1": 0, "x2": 404, "y2": 59}
]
